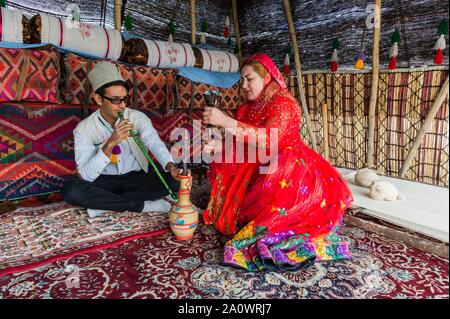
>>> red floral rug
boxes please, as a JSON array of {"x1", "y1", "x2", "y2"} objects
[
  {"x1": 0, "y1": 219, "x2": 447, "y2": 299},
  {"x1": 0, "y1": 202, "x2": 170, "y2": 277}
]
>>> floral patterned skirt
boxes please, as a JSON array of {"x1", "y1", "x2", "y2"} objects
[{"x1": 205, "y1": 144, "x2": 354, "y2": 272}]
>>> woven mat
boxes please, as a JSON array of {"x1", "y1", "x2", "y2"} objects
[{"x1": 0, "y1": 202, "x2": 170, "y2": 276}]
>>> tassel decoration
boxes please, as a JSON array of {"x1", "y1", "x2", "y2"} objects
[
  {"x1": 434, "y1": 19, "x2": 448, "y2": 65},
  {"x1": 110, "y1": 145, "x2": 121, "y2": 164},
  {"x1": 200, "y1": 20, "x2": 208, "y2": 44},
  {"x1": 389, "y1": 28, "x2": 400, "y2": 70},
  {"x1": 355, "y1": 51, "x2": 366, "y2": 69},
  {"x1": 355, "y1": 29, "x2": 366, "y2": 69},
  {"x1": 168, "y1": 21, "x2": 176, "y2": 46},
  {"x1": 283, "y1": 43, "x2": 292, "y2": 76},
  {"x1": 123, "y1": 14, "x2": 133, "y2": 31},
  {"x1": 283, "y1": 53, "x2": 290, "y2": 76},
  {"x1": 224, "y1": 15, "x2": 230, "y2": 38},
  {"x1": 330, "y1": 38, "x2": 340, "y2": 72}
]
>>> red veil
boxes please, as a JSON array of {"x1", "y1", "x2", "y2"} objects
[{"x1": 203, "y1": 53, "x2": 353, "y2": 272}]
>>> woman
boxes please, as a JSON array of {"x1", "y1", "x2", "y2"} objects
[{"x1": 202, "y1": 53, "x2": 353, "y2": 272}]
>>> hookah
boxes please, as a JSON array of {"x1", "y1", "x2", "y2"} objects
[{"x1": 118, "y1": 111, "x2": 198, "y2": 240}]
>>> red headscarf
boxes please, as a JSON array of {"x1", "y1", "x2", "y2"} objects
[{"x1": 243, "y1": 52, "x2": 287, "y2": 89}]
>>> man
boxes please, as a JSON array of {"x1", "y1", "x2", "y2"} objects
[{"x1": 62, "y1": 61, "x2": 186, "y2": 218}]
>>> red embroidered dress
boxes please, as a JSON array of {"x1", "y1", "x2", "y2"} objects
[{"x1": 203, "y1": 53, "x2": 353, "y2": 271}]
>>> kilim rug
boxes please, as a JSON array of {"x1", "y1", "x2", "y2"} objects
[
  {"x1": 0, "y1": 202, "x2": 170, "y2": 277},
  {"x1": 0, "y1": 218, "x2": 448, "y2": 298}
]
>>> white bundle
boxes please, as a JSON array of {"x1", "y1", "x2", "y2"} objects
[
  {"x1": 354, "y1": 168, "x2": 379, "y2": 187},
  {"x1": 197, "y1": 48, "x2": 239, "y2": 73},
  {"x1": 0, "y1": 7, "x2": 25, "y2": 43},
  {"x1": 369, "y1": 181, "x2": 405, "y2": 201},
  {"x1": 143, "y1": 39, "x2": 195, "y2": 68},
  {"x1": 38, "y1": 13, "x2": 123, "y2": 60}
]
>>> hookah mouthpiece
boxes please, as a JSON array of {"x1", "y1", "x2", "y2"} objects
[
  {"x1": 203, "y1": 90, "x2": 221, "y2": 107},
  {"x1": 182, "y1": 162, "x2": 189, "y2": 176}
]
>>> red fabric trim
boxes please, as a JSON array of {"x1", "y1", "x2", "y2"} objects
[
  {"x1": 152, "y1": 40, "x2": 161, "y2": 67},
  {"x1": 0, "y1": 227, "x2": 170, "y2": 277},
  {"x1": 226, "y1": 52, "x2": 232, "y2": 72},
  {"x1": 0, "y1": 9, "x2": 3, "y2": 41},
  {"x1": 104, "y1": 28, "x2": 110, "y2": 58},
  {"x1": 206, "y1": 50, "x2": 213, "y2": 70},
  {"x1": 182, "y1": 43, "x2": 188, "y2": 67},
  {"x1": 58, "y1": 18, "x2": 63, "y2": 47}
]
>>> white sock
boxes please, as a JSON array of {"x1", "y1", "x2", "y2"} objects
[
  {"x1": 87, "y1": 208, "x2": 107, "y2": 218},
  {"x1": 143, "y1": 199, "x2": 171, "y2": 213}
]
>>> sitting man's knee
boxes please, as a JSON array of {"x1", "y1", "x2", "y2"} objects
[{"x1": 61, "y1": 180, "x2": 84, "y2": 204}]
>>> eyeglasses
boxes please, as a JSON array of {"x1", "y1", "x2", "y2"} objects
[{"x1": 101, "y1": 95, "x2": 130, "y2": 105}]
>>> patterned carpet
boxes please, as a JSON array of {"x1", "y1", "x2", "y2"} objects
[
  {"x1": 0, "y1": 211, "x2": 448, "y2": 298},
  {"x1": 0, "y1": 202, "x2": 170, "y2": 276}
]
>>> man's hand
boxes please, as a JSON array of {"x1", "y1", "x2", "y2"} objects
[
  {"x1": 166, "y1": 162, "x2": 192, "y2": 191},
  {"x1": 102, "y1": 120, "x2": 135, "y2": 157}
]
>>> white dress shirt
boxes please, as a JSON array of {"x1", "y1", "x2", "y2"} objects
[{"x1": 74, "y1": 109, "x2": 174, "y2": 182}]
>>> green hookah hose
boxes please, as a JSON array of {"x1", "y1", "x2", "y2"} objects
[{"x1": 117, "y1": 112, "x2": 178, "y2": 201}]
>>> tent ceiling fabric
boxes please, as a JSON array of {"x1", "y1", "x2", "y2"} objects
[
  {"x1": 5, "y1": 0, "x2": 449, "y2": 69},
  {"x1": 239, "y1": 0, "x2": 449, "y2": 69}
]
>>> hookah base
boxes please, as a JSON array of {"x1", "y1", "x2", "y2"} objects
[{"x1": 174, "y1": 234, "x2": 194, "y2": 241}]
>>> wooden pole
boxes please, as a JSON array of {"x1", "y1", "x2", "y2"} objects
[
  {"x1": 400, "y1": 75, "x2": 449, "y2": 178},
  {"x1": 190, "y1": 0, "x2": 196, "y2": 45},
  {"x1": 366, "y1": 0, "x2": 381, "y2": 167},
  {"x1": 282, "y1": 0, "x2": 318, "y2": 152},
  {"x1": 231, "y1": 0, "x2": 243, "y2": 66},
  {"x1": 114, "y1": 0, "x2": 122, "y2": 30},
  {"x1": 322, "y1": 103, "x2": 330, "y2": 161}
]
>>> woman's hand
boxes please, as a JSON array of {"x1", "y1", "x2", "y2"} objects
[{"x1": 203, "y1": 107, "x2": 229, "y2": 127}]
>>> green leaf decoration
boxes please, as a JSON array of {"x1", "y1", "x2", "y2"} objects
[
  {"x1": 168, "y1": 21, "x2": 176, "y2": 35},
  {"x1": 391, "y1": 28, "x2": 400, "y2": 43},
  {"x1": 233, "y1": 44, "x2": 239, "y2": 54},
  {"x1": 438, "y1": 18, "x2": 449, "y2": 35},
  {"x1": 0, "y1": 0, "x2": 6, "y2": 8},
  {"x1": 124, "y1": 14, "x2": 133, "y2": 31},
  {"x1": 227, "y1": 36, "x2": 232, "y2": 46},
  {"x1": 332, "y1": 38, "x2": 340, "y2": 50},
  {"x1": 201, "y1": 20, "x2": 209, "y2": 32}
]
